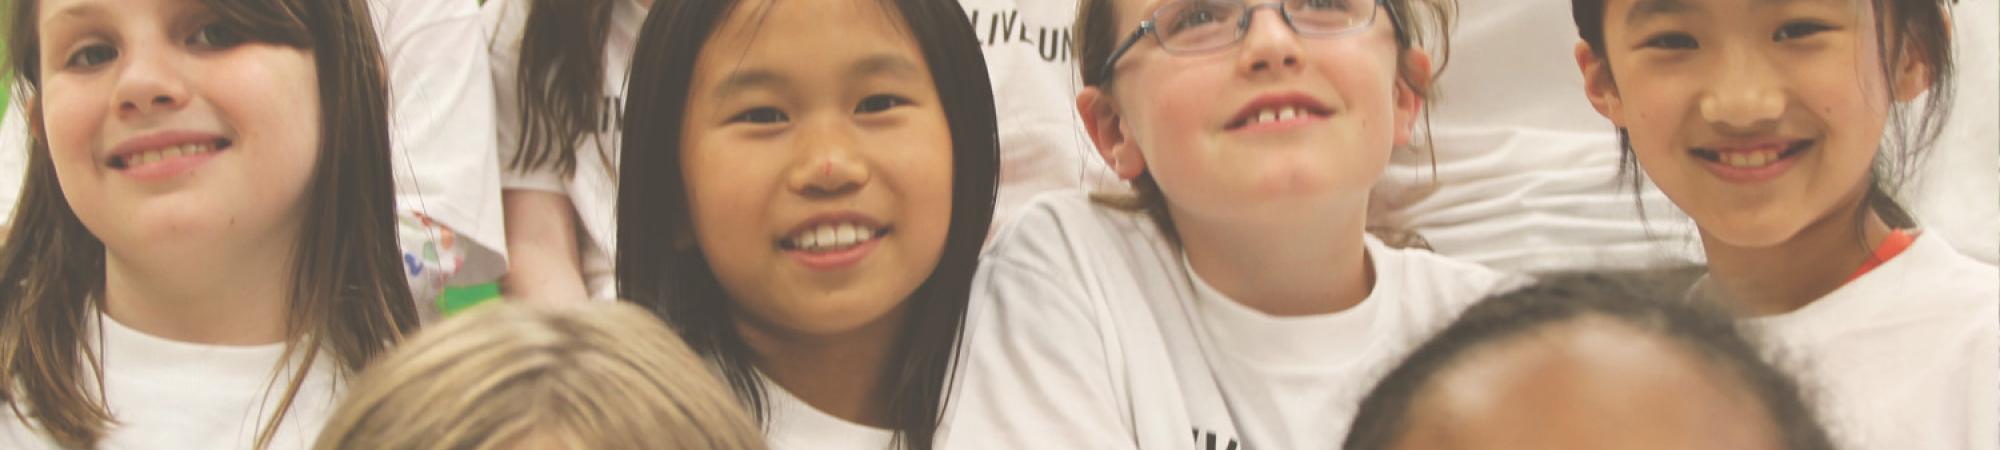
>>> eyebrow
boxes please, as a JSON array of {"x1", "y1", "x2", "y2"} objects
[
  {"x1": 712, "y1": 68, "x2": 785, "y2": 99},
  {"x1": 1625, "y1": 0, "x2": 1820, "y2": 25},
  {"x1": 41, "y1": 1, "x2": 110, "y2": 27},
  {"x1": 849, "y1": 54, "x2": 923, "y2": 80}
]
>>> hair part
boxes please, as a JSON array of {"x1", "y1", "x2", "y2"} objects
[
  {"x1": 1072, "y1": 0, "x2": 1457, "y2": 248},
  {"x1": 0, "y1": 0, "x2": 418, "y2": 447},
  {"x1": 312, "y1": 302, "x2": 765, "y2": 450},
  {"x1": 1344, "y1": 270, "x2": 1836, "y2": 450},
  {"x1": 615, "y1": 1, "x2": 999, "y2": 448}
]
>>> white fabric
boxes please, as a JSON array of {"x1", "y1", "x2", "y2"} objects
[
  {"x1": 484, "y1": 0, "x2": 644, "y2": 299},
  {"x1": 0, "y1": 314, "x2": 341, "y2": 450},
  {"x1": 369, "y1": 0, "x2": 510, "y2": 284},
  {"x1": 1742, "y1": 232, "x2": 2000, "y2": 450},
  {"x1": 944, "y1": 192, "x2": 1526, "y2": 449},
  {"x1": 762, "y1": 376, "x2": 897, "y2": 450},
  {"x1": 1900, "y1": 0, "x2": 1999, "y2": 264},
  {"x1": 1368, "y1": 0, "x2": 1704, "y2": 274},
  {"x1": 957, "y1": 0, "x2": 1123, "y2": 236}
]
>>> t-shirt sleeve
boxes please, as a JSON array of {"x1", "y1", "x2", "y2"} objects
[{"x1": 944, "y1": 215, "x2": 1141, "y2": 450}]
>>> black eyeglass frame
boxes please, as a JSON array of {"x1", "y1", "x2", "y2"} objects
[{"x1": 1095, "y1": 0, "x2": 1391, "y2": 84}]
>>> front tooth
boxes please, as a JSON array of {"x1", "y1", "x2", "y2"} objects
[
  {"x1": 1749, "y1": 152, "x2": 1769, "y2": 166},
  {"x1": 139, "y1": 152, "x2": 160, "y2": 166},
  {"x1": 793, "y1": 235, "x2": 813, "y2": 250},
  {"x1": 815, "y1": 226, "x2": 836, "y2": 248},
  {"x1": 166, "y1": 147, "x2": 186, "y2": 159},
  {"x1": 1258, "y1": 109, "x2": 1276, "y2": 124},
  {"x1": 1278, "y1": 107, "x2": 1297, "y2": 121},
  {"x1": 835, "y1": 224, "x2": 857, "y2": 246}
]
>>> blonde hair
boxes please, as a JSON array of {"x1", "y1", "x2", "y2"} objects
[{"x1": 312, "y1": 302, "x2": 764, "y2": 450}]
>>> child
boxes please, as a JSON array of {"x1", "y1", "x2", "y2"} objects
[
  {"x1": 0, "y1": 0, "x2": 418, "y2": 448},
  {"x1": 1346, "y1": 272, "x2": 1835, "y2": 450},
  {"x1": 1572, "y1": 0, "x2": 1999, "y2": 447},
  {"x1": 312, "y1": 302, "x2": 765, "y2": 450},
  {"x1": 615, "y1": 0, "x2": 998, "y2": 449},
  {"x1": 487, "y1": 0, "x2": 645, "y2": 302},
  {"x1": 947, "y1": 0, "x2": 1524, "y2": 448}
]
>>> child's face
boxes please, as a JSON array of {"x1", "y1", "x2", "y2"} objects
[
  {"x1": 1394, "y1": 319, "x2": 1785, "y2": 450},
  {"x1": 679, "y1": 0, "x2": 954, "y2": 337},
  {"x1": 1579, "y1": 0, "x2": 1930, "y2": 247},
  {"x1": 37, "y1": 0, "x2": 321, "y2": 255},
  {"x1": 1089, "y1": 0, "x2": 1424, "y2": 223}
]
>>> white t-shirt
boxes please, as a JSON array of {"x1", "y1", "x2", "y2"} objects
[
  {"x1": 1741, "y1": 232, "x2": 2000, "y2": 450},
  {"x1": 484, "y1": 0, "x2": 644, "y2": 299},
  {"x1": 0, "y1": 314, "x2": 341, "y2": 450},
  {"x1": 762, "y1": 376, "x2": 898, "y2": 450},
  {"x1": 956, "y1": 0, "x2": 1123, "y2": 235},
  {"x1": 1367, "y1": 0, "x2": 1704, "y2": 274},
  {"x1": 942, "y1": 192, "x2": 1526, "y2": 449}
]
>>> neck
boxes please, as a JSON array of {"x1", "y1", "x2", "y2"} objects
[
  {"x1": 740, "y1": 303, "x2": 909, "y2": 428},
  {"x1": 1173, "y1": 197, "x2": 1375, "y2": 316},
  {"x1": 1700, "y1": 201, "x2": 1891, "y2": 317},
  {"x1": 101, "y1": 239, "x2": 297, "y2": 346}
]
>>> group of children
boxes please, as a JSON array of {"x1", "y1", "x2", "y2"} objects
[{"x1": 0, "y1": 0, "x2": 1991, "y2": 449}]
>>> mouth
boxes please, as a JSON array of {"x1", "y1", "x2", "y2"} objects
[
  {"x1": 777, "y1": 221, "x2": 891, "y2": 253},
  {"x1": 107, "y1": 137, "x2": 233, "y2": 170},
  {"x1": 1688, "y1": 139, "x2": 1811, "y2": 169},
  {"x1": 1226, "y1": 94, "x2": 1333, "y2": 131}
]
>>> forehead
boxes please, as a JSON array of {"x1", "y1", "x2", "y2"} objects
[{"x1": 1398, "y1": 319, "x2": 1784, "y2": 450}]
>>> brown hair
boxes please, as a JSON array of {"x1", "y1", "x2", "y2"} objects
[
  {"x1": 313, "y1": 302, "x2": 765, "y2": 450},
  {"x1": 1073, "y1": 0, "x2": 1456, "y2": 247},
  {"x1": 504, "y1": 0, "x2": 619, "y2": 178},
  {"x1": 0, "y1": 0, "x2": 418, "y2": 447},
  {"x1": 1571, "y1": 0, "x2": 1958, "y2": 231}
]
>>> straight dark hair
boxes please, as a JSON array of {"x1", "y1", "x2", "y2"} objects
[
  {"x1": 505, "y1": 0, "x2": 618, "y2": 177},
  {"x1": 1571, "y1": 0, "x2": 1958, "y2": 232},
  {"x1": 0, "y1": 0, "x2": 419, "y2": 448},
  {"x1": 615, "y1": 1, "x2": 998, "y2": 449},
  {"x1": 1345, "y1": 271, "x2": 1836, "y2": 450}
]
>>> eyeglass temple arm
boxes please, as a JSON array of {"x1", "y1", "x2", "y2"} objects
[{"x1": 1096, "y1": 24, "x2": 1151, "y2": 84}]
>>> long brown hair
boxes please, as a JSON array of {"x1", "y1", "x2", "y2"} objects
[
  {"x1": 0, "y1": 0, "x2": 418, "y2": 448},
  {"x1": 505, "y1": 0, "x2": 618, "y2": 177},
  {"x1": 1073, "y1": 0, "x2": 1456, "y2": 248},
  {"x1": 617, "y1": 1, "x2": 999, "y2": 448}
]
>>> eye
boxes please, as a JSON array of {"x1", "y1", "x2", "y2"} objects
[
  {"x1": 729, "y1": 107, "x2": 789, "y2": 124},
  {"x1": 854, "y1": 95, "x2": 909, "y2": 114},
  {"x1": 65, "y1": 44, "x2": 119, "y2": 69},
  {"x1": 188, "y1": 23, "x2": 247, "y2": 49},
  {"x1": 1163, "y1": 2, "x2": 1231, "y2": 34},
  {"x1": 1640, "y1": 32, "x2": 1699, "y2": 50},
  {"x1": 1295, "y1": 0, "x2": 1349, "y2": 12},
  {"x1": 1773, "y1": 21, "x2": 1834, "y2": 42}
]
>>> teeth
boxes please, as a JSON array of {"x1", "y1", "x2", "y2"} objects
[
  {"x1": 1277, "y1": 107, "x2": 1297, "y2": 121},
  {"x1": 121, "y1": 142, "x2": 214, "y2": 169},
  {"x1": 1720, "y1": 150, "x2": 1781, "y2": 168},
  {"x1": 1257, "y1": 109, "x2": 1276, "y2": 124},
  {"x1": 788, "y1": 222, "x2": 877, "y2": 252}
]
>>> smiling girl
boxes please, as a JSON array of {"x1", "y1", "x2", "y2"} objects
[
  {"x1": 1572, "y1": 0, "x2": 1998, "y2": 447},
  {"x1": 947, "y1": 0, "x2": 1527, "y2": 448},
  {"x1": 615, "y1": 1, "x2": 997, "y2": 448},
  {"x1": 0, "y1": 0, "x2": 417, "y2": 448}
]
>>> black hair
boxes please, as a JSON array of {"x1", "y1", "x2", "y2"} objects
[
  {"x1": 614, "y1": 1, "x2": 999, "y2": 449},
  {"x1": 1345, "y1": 271, "x2": 1836, "y2": 450}
]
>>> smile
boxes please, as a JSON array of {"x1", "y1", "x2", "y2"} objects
[
  {"x1": 1226, "y1": 93, "x2": 1333, "y2": 131},
  {"x1": 108, "y1": 138, "x2": 232, "y2": 170},
  {"x1": 779, "y1": 222, "x2": 890, "y2": 253},
  {"x1": 1689, "y1": 139, "x2": 1812, "y2": 169}
]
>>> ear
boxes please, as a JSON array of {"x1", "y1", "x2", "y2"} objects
[
  {"x1": 1890, "y1": 19, "x2": 1946, "y2": 102},
  {"x1": 1077, "y1": 87, "x2": 1147, "y2": 180},
  {"x1": 1391, "y1": 49, "x2": 1433, "y2": 148},
  {"x1": 1575, "y1": 41, "x2": 1627, "y2": 126}
]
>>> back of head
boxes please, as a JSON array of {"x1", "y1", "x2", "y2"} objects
[
  {"x1": 1345, "y1": 271, "x2": 1835, "y2": 450},
  {"x1": 313, "y1": 302, "x2": 765, "y2": 450}
]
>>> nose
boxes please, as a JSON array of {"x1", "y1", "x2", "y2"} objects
[
  {"x1": 787, "y1": 119, "x2": 871, "y2": 197},
  {"x1": 111, "y1": 44, "x2": 190, "y2": 119},
  {"x1": 1237, "y1": 6, "x2": 1302, "y2": 76},
  {"x1": 1699, "y1": 44, "x2": 1786, "y2": 132}
]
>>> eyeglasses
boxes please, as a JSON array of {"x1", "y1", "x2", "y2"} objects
[{"x1": 1097, "y1": 0, "x2": 1387, "y2": 83}]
